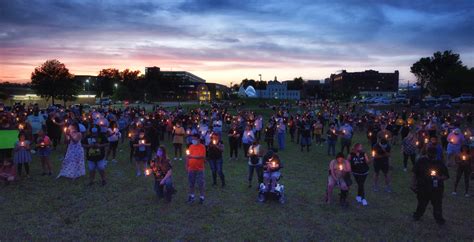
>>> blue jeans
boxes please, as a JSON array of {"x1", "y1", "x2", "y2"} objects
[
  {"x1": 208, "y1": 158, "x2": 225, "y2": 184},
  {"x1": 154, "y1": 177, "x2": 174, "y2": 201},
  {"x1": 248, "y1": 165, "x2": 263, "y2": 184},
  {"x1": 278, "y1": 132, "x2": 285, "y2": 150},
  {"x1": 327, "y1": 140, "x2": 336, "y2": 156}
]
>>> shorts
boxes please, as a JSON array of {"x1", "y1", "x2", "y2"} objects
[
  {"x1": 37, "y1": 148, "x2": 51, "y2": 157},
  {"x1": 264, "y1": 171, "x2": 281, "y2": 180},
  {"x1": 88, "y1": 160, "x2": 106, "y2": 171},
  {"x1": 374, "y1": 159, "x2": 389, "y2": 174},
  {"x1": 188, "y1": 170, "x2": 205, "y2": 190}
]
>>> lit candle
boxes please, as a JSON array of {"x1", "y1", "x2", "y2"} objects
[
  {"x1": 424, "y1": 138, "x2": 429, "y2": 144},
  {"x1": 430, "y1": 170, "x2": 437, "y2": 176},
  {"x1": 40, "y1": 142, "x2": 45, "y2": 147},
  {"x1": 385, "y1": 134, "x2": 388, "y2": 139},
  {"x1": 145, "y1": 169, "x2": 151, "y2": 176},
  {"x1": 140, "y1": 139, "x2": 145, "y2": 145},
  {"x1": 372, "y1": 150, "x2": 376, "y2": 157},
  {"x1": 186, "y1": 149, "x2": 190, "y2": 155},
  {"x1": 212, "y1": 140, "x2": 217, "y2": 145},
  {"x1": 368, "y1": 132, "x2": 372, "y2": 137},
  {"x1": 416, "y1": 141, "x2": 419, "y2": 146},
  {"x1": 128, "y1": 132, "x2": 132, "y2": 138},
  {"x1": 338, "y1": 164, "x2": 343, "y2": 171},
  {"x1": 20, "y1": 141, "x2": 25, "y2": 147},
  {"x1": 18, "y1": 124, "x2": 24, "y2": 130},
  {"x1": 63, "y1": 127, "x2": 68, "y2": 133},
  {"x1": 462, "y1": 155, "x2": 467, "y2": 161}
]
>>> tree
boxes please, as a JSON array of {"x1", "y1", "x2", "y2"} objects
[
  {"x1": 411, "y1": 50, "x2": 465, "y2": 96},
  {"x1": 97, "y1": 68, "x2": 121, "y2": 97},
  {"x1": 120, "y1": 69, "x2": 142, "y2": 99},
  {"x1": 31, "y1": 59, "x2": 79, "y2": 105},
  {"x1": 292, "y1": 77, "x2": 304, "y2": 90}
]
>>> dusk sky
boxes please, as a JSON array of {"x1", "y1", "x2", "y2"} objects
[{"x1": 1, "y1": 0, "x2": 473, "y2": 85}]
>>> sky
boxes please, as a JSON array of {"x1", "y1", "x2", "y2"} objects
[{"x1": 0, "y1": 0, "x2": 473, "y2": 86}]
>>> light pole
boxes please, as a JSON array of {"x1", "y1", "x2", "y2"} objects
[
  {"x1": 85, "y1": 79, "x2": 90, "y2": 92},
  {"x1": 259, "y1": 74, "x2": 262, "y2": 82}
]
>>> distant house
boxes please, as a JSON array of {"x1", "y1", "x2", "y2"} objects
[
  {"x1": 255, "y1": 80, "x2": 300, "y2": 100},
  {"x1": 329, "y1": 70, "x2": 399, "y2": 98}
]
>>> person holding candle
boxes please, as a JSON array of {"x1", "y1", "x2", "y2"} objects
[
  {"x1": 26, "y1": 107, "x2": 45, "y2": 146},
  {"x1": 348, "y1": 143, "x2": 370, "y2": 206},
  {"x1": 186, "y1": 135, "x2": 206, "y2": 204},
  {"x1": 339, "y1": 121, "x2": 353, "y2": 155},
  {"x1": 36, "y1": 130, "x2": 53, "y2": 176},
  {"x1": 313, "y1": 119, "x2": 323, "y2": 146},
  {"x1": 133, "y1": 130, "x2": 150, "y2": 177},
  {"x1": 228, "y1": 125, "x2": 240, "y2": 161},
  {"x1": 446, "y1": 129, "x2": 465, "y2": 167},
  {"x1": 13, "y1": 132, "x2": 32, "y2": 178},
  {"x1": 106, "y1": 121, "x2": 121, "y2": 163},
  {"x1": 128, "y1": 122, "x2": 139, "y2": 163},
  {"x1": 412, "y1": 147, "x2": 449, "y2": 225},
  {"x1": 452, "y1": 145, "x2": 471, "y2": 197},
  {"x1": 326, "y1": 152, "x2": 351, "y2": 206},
  {"x1": 83, "y1": 126, "x2": 108, "y2": 186},
  {"x1": 149, "y1": 146, "x2": 175, "y2": 203},
  {"x1": 242, "y1": 126, "x2": 255, "y2": 158},
  {"x1": 262, "y1": 149, "x2": 283, "y2": 193},
  {"x1": 372, "y1": 138, "x2": 392, "y2": 192},
  {"x1": 276, "y1": 119, "x2": 286, "y2": 151},
  {"x1": 300, "y1": 119, "x2": 312, "y2": 152},
  {"x1": 57, "y1": 124, "x2": 85, "y2": 179},
  {"x1": 248, "y1": 141, "x2": 264, "y2": 188},
  {"x1": 208, "y1": 133, "x2": 225, "y2": 187},
  {"x1": 264, "y1": 123, "x2": 275, "y2": 150},
  {"x1": 172, "y1": 122, "x2": 185, "y2": 161}
]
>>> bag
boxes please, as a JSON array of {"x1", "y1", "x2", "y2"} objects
[{"x1": 343, "y1": 173, "x2": 353, "y2": 187}]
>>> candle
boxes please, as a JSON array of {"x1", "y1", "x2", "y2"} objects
[
  {"x1": 462, "y1": 155, "x2": 467, "y2": 161},
  {"x1": 368, "y1": 132, "x2": 372, "y2": 137},
  {"x1": 271, "y1": 161, "x2": 277, "y2": 168},
  {"x1": 114, "y1": 128, "x2": 118, "y2": 133},
  {"x1": 384, "y1": 134, "x2": 388, "y2": 139},
  {"x1": 186, "y1": 149, "x2": 190, "y2": 155},
  {"x1": 145, "y1": 169, "x2": 151, "y2": 176},
  {"x1": 338, "y1": 164, "x2": 343, "y2": 171},
  {"x1": 40, "y1": 142, "x2": 45, "y2": 147},
  {"x1": 212, "y1": 140, "x2": 217, "y2": 145},
  {"x1": 416, "y1": 141, "x2": 419, "y2": 146},
  {"x1": 63, "y1": 127, "x2": 68, "y2": 133},
  {"x1": 128, "y1": 132, "x2": 132, "y2": 138},
  {"x1": 20, "y1": 141, "x2": 25, "y2": 147},
  {"x1": 424, "y1": 138, "x2": 429, "y2": 144},
  {"x1": 18, "y1": 124, "x2": 24, "y2": 130},
  {"x1": 430, "y1": 170, "x2": 437, "y2": 176},
  {"x1": 140, "y1": 139, "x2": 145, "y2": 145},
  {"x1": 371, "y1": 150, "x2": 376, "y2": 157}
]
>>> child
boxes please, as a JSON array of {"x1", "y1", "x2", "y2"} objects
[
  {"x1": 13, "y1": 132, "x2": 32, "y2": 178},
  {"x1": 37, "y1": 130, "x2": 53, "y2": 176},
  {"x1": 0, "y1": 158, "x2": 17, "y2": 184}
]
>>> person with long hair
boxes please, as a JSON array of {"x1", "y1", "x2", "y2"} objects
[
  {"x1": 348, "y1": 143, "x2": 370, "y2": 206},
  {"x1": 106, "y1": 121, "x2": 121, "y2": 163},
  {"x1": 148, "y1": 146, "x2": 175, "y2": 203},
  {"x1": 57, "y1": 123, "x2": 85, "y2": 179},
  {"x1": 402, "y1": 132, "x2": 418, "y2": 172}
]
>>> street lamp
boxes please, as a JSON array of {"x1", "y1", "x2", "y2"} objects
[
  {"x1": 114, "y1": 83, "x2": 118, "y2": 89},
  {"x1": 85, "y1": 79, "x2": 90, "y2": 92}
]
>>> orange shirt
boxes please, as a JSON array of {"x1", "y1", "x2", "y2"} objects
[{"x1": 187, "y1": 144, "x2": 206, "y2": 171}]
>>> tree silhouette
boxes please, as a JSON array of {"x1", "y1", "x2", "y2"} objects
[
  {"x1": 31, "y1": 59, "x2": 79, "y2": 105},
  {"x1": 97, "y1": 68, "x2": 121, "y2": 97}
]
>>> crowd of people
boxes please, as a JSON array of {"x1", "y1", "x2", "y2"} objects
[{"x1": 0, "y1": 100, "x2": 473, "y2": 225}]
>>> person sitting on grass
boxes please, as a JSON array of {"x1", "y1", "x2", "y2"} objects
[
  {"x1": 149, "y1": 146, "x2": 175, "y2": 203},
  {"x1": 262, "y1": 149, "x2": 283, "y2": 192},
  {"x1": 326, "y1": 152, "x2": 351, "y2": 206},
  {"x1": 0, "y1": 158, "x2": 17, "y2": 185}
]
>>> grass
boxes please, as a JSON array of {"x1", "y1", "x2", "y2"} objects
[{"x1": 1, "y1": 109, "x2": 473, "y2": 241}]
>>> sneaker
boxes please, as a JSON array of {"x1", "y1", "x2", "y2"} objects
[
  {"x1": 385, "y1": 186, "x2": 392, "y2": 193},
  {"x1": 465, "y1": 193, "x2": 470, "y2": 197},
  {"x1": 187, "y1": 195, "x2": 195, "y2": 204},
  {"x1": 199, "y1": 196, "x2": 205, "y2": 204},
  {"x1": 356, "y1": 196, "x2": 362, "y2": 203},
  {"x1": 361, "y1": 199, "x2": 368, "y2": 206},
  {"x1": 173, "y1": 157, "x2": 177, "y2": 161},
  {"x1": 451, "y1": 191, "x2": 457, "y2": 196},
  {"x1": 179, "y1": 158, "x2": 183, "y2": 161},
  {"x1": 112, "y1": 159, "x2": 117, "y2": 163},
  {"x1": 403, "y1": 168, "x2": 407, "y2": 172},
  {"x1": 136, "y1": 172, "x2": 141, "y2": 177}
]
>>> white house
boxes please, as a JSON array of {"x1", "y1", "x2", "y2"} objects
[{"x1": 256, "y1": 81, "x2": 300, "y2": 100}]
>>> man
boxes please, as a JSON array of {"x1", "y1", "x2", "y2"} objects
[
  {"x1": 339, "y1": 121, "x2": 353, "y2": 154},
  {"x1": 372, "y1": 138, "x2": 392, "y2": 192},
  {"x1": 27, "y1": 107, "x2": 45, "y2": 144},
  {"x1": 186, "y1": 135, "x2": 207, "y2": 204},
  {"x1": 83, "y1": 126, "x2": 108, "y2": 186},
  {"x1": 412, "y1": 147, "x2": 449, "y2": 225},
  {"x1": 208, "y1": 133, "x2": 225, "y2": 187}
]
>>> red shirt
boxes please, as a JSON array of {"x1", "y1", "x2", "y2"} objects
[{"x1": 187, "y1": 144, "x2": 206, "y2": 171}]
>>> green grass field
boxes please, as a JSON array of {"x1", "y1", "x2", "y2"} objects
[{"x1": 1, "y1": 111, "x2": 473, "y2": 240}]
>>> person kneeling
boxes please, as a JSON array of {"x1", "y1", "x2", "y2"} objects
[
  {"x1": 149, "y1": 146, "x2": 175, "y2": 203},
  {"x1": 326, "y1": 152, "x2": 352, "y2": 206},
  {"x1": 263, "y1": 149, "x2": 283, "y2": 192}
]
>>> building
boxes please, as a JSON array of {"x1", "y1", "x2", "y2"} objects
[
  {"x1": 255, "y1": 80, "x2": 300, "y2": 100},
  {"x1": 330, "y1": 70, "x2": 399, "y2": 97}
]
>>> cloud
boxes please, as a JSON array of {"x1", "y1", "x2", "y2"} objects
[{"x1": 0, "y1": 0, "x2": 473, "y2": 84}]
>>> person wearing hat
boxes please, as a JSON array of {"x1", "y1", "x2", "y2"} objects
[{"x1": 446, "y1": 128, "x2": 466, "y2": 167}]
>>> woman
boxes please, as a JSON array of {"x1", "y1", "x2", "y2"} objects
[
  {"x1": 133, "y1": 130, "x2": 151, "y2": 177},
  {"x1": 57, "y1": 124, "x2": 85, "y2": 179},
  {"x1": 372, "y1": 138, "x2": 392, "y2": 192},
  {"x1": 264, "y1": 123, "x2": 275, "y2": 150},
  {"x1": 348, "y1": 144, "x2": 370, "y2": 206},
  {"x1": 148, "y1": 146, "x2": 175, "y2": 203},
  {"x1": 227, "y1": 125, "x2": 240, "y2": 161},
  {"x1": 106, "y1": 121, "x2": 121, "y2": 163},
  {"x1": 208, "y1": 133, "x2": 225, "y2": 187},
  {"x1": 402, "y1": 132, "x2": 418, "y2": 172},
  {"x1": 247, "y1": 141, "x2": 263, "y2": 188},
  {"x1": 242, "y1": 126, "x2": 255, "y2": 158},
  {"x1": 326, "y1": 152, "x2": 351, "y2": 206},
  {"x1": 313, "y1": 120, "x2": 323, "y2": 146},
  {"x1": 452, "y1": 145, "x2": 471, "y2": 197}
]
